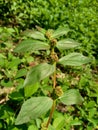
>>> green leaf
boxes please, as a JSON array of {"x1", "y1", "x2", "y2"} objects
[
  {"x1": 28, "y1": 125, "x2": 38, "y2": 130},
  {"x1": 53, "y1": 116, "x2": 65, "y2": 130},
  {"x1": 0, "y1": 53, "x2": 6, "y2": 67},
  {"x1": 1, "y1": 79, "x2": 13, "y2": 87},
  {"x1": 24, "y1": 82, "x2": 39, "y2": 97},
  {"x1": 23, "y1": 63, "x2": 55, "y2": 87},
  {"x1": 9, "y1": 127, "x2": 19, "y2": 130},
  {"x1": 15, "y1": 97, "x2": 53, "y2": 125},
  {"x1": 22, "y1": 30, "x2": 46, "y2": 40},
  {"x1": 58, "y1": 52, "x2": 91, "y2": 66},
  {"x1": 9, "y1": 91, "x2": 24, "y2": 101},
  {"x1": 56, "y1": 39, "x2": 79, "y2": 50},
  {"x1": 8, "y1": 58, "x2": 21, "y2": 69},
  {"x1": 52, "y1": 27, "x2": 69, "y2": 38},
  {"x1": 35, "y1": 118, "x2": 42, "y2": 129},
  {"x1": 70, "y1": 118, "x2": 82, "y2": 126},
  {"x1": 48, "y1": 125, "x2": 56, "y2": 130},
  {"x1": 15, "y1": 68, "x2": 27, "y2": 79},
  {"x1": 0, "y1": 105, "x2": 14, "y2": 119},
  {"x1": 36, "y1": 26, "x2": 46, "y2": 35},
  {"x1": 14, "y1": 39, "x2": 50, "y2": 53},
  {"x1": 0, "y1": 57, "x2": 5, "y2": 67},
  {"x1": 0, "y1": 53, "x2": 6, "y2": 59},
  {"x1": 59, "y1": 89, "x2": 83, "y2": 105}
]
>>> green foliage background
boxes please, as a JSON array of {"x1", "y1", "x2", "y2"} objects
[
  {"x1": 0, "y1": 0, "x2": 98, "y2": 130},
  {"x1": 1, "y1": 0, "x2": 98, "y2": 59}
]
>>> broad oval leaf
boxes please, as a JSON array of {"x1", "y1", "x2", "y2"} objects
[
  {"x1": 58, "y1": 52, "x2": 91, "y2": 66},
  {"x1": 15, "y1": 97, "x2": 53, "y2": 125},
  {"x1": 23, "y1": 63, "x2": 55, "y2": 87},
  {"x1": 59, "y1": 89, "x2": 83, "y2": 105},
  {"x1": 14, "y1": 39, "x2": 50, "y2": 53},
  {"x1": 52, "y1": 27, "x2": 69, "y2": 38},
  {"x1": 56, "y1": 39, "x2": 79, "y2": 50},
  {"x1": 21, "y1": 30, "x2": 46, "y2": 40}
]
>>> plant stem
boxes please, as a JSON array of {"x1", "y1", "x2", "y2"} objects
[
  {"x1": 53, "y1": 63, "x2": 56, "y2": 89},
  {"x1": 46, "y1": 45, "x2": 57, "y2": 128},
  {"x1": 46, "y1": 62, "x2": 57, "y2": 128},
  {"x1": 46, "y1": 100, "x2": 56, "y2": 128}
]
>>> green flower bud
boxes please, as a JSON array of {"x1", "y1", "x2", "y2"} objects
[{"x1": 55, "y1": 86, "x2": 64, "y2": 97}]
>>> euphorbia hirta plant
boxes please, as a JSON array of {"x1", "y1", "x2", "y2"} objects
[{"x1": 14, "y1": 26, "x2": 91, "y2": 129}]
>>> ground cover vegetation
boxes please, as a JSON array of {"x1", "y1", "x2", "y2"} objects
[{"x1": 0, "y1": 0, "x2": 98, "y2": 130}]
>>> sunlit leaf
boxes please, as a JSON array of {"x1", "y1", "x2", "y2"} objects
[
  {"x1": 53, "y1": 116, "x2": 65, "y2": 130},
  {"x1": 22, "y1": 30, "x2": 46, "y2": 40},
  {"x1": 59, "y1": 89, "x2": 83, "y2": 105},
  {"x1": 56, "y1": 39, "x2": 79, "y2": 50},
  {"x1": 15, "y1": 68, "x2": 27, "y2": 79},
  {"x1": 36, "y1": 26, "x2": 46, "y2": 35},
  {"x1": 58, "y1": 52, "x2": 91, "y2": 66},
  {"x1": 15, "y1": 97, "x2": 53, "y2": 125},
  {"x1": 48, "y1": 125, "x2": 55, "y2": 130},
  {"x1": 8, "y1": 58, "x2": 21, "y2": 69},
  {"x1": 24, "y1": 82, "x2": 39, "y2": 97},
  {"x1": 14, "y1": 39, "x2": 50, "y2": 53},
  {"x1": 52, "y1": 27, "x2": 69, "y2": 38},
  {"x1": 23, "y1": 63, "x2": 55, "y2": 87},
  {"x1": 70, "y1": 118, "x2": 82, "y2": 126},
  {"x1": 0, "y1": 54, "x2": 6, "y2": 59},
  {"x1": 0, "y1": 56, "x2": 5, "y2": 67},
  {"x1": 28, "y1": 125, "x2": 38, "y2": 130}
]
